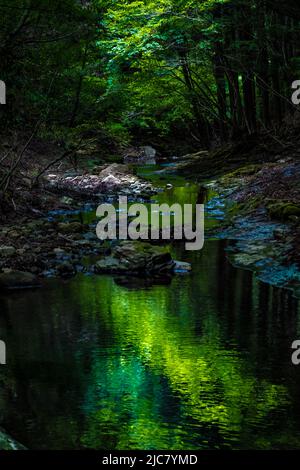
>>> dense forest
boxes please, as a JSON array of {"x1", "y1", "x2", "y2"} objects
[{"x1": 1, "y1": 0, "x2": 300, "y2": 156}]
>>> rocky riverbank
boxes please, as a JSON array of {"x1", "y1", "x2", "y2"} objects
[
  {"x1": 206, "y1": 158, "x2": 300, "y2": 298},
  {"x1": 0, "y1": 161, "x2": 192, "y2": 289},
  {"x1": 45, "y1": 163, "x2": 156, "y2": 199}
]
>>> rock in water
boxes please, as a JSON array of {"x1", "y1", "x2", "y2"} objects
[
  {"x1": 142, "y1": 146, "x2": 156, "y2": 164},
  {"x1": 94, "y1": 241, "x2": 175, "y2": 275},
  {"x1": 173, "y1": 260, "x2": 192, "y2": 273},
  {"x1": 0, "y1": 271, "x2": 40, "y2": 290},
  {"x1": 57, "y1": 262, "x2": 76, "y2": 278}
]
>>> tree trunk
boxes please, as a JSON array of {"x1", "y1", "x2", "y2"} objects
[
  {"x1": 214, "y1": 42, "x2": 228, "y2": 141},
  {"x1": 180, "y1": 50, "x2": 210, "y2": 148}
]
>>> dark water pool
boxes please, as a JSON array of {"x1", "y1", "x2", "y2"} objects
[{"x1": 0, "y1": 170, "x2": 300, "y2": 450}]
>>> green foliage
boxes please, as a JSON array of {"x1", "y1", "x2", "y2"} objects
[{"x1": 1, "y1": 0, "x2": 300, "y2": 150}]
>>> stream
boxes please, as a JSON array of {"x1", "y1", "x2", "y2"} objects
[{"x1": 0, "y1": 165, "x2": 300, "y2": 450}]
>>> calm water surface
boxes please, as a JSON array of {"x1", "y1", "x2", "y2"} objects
[{"x1": 0, "y1": 167, "x2": 300, "y2": 450}]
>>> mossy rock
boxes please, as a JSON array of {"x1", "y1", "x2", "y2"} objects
[
  {"x1": 231, "y1": 253, "x2": 266, "y2": 269},
  {"x1": 225, "y1": 196, "x2": 263, "y2": 222},
  {"x1": 94, "y1": 241, "x2": 176, "y2": 275},
  {"x1": 223, "y1": 164, "x2": 262, "y2": 181},
  {"x1": 267, "y1": 202, "x2": 300, "y2": 221}
]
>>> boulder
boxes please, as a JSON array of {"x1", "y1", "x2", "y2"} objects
[
  {"x1": 57, "y1": 262, "x2": 76, "y2": 278},
  {"x1": 267, "y1": 202, "x2": 300, "y2": 221},
  {"x1": 94, "y1": 241, "x2": 175, "y2": 275},
  {"x1": 124, "y1": 146, "x2": 156, "y2": 164},
  {"x1": 100, "y1": 174, "x2": 120, "y2": 191},
  {"x1": 0, "y1": 271, "x2": 40, "y2": 290},
  {"x1": 94, "y1": 256, "x2": 123, "y2": 274}
]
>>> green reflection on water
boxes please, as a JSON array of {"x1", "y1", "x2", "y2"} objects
[
  {"x1": 1, "y1": 242, "x2": 300, "y2": 449},
  {"x1": 0, "y1": 170, "x2": 300, "y2": 450},
  {"x1": 70, "y1": 249, "x2": 296, "y2": 450}
]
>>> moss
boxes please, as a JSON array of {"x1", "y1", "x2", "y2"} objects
[
  {"x1": 227, "y1": 197, "x2": 300, "y2": 224},
  {"x1": 222, "y1": 164, "x2": 262, "y2": 182},
  {"x1": 243, "y1": 195, "x2": 264, "y2": 212},
  {"x1": 225, "y1": 201, "x2": 243, "y2": 220},
  {"x1": 267, "y1": 201, "x2": 300, "y2": 221},
  {"x1": 225, "y1": 196, "x2": 263, "y2": 223}
]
